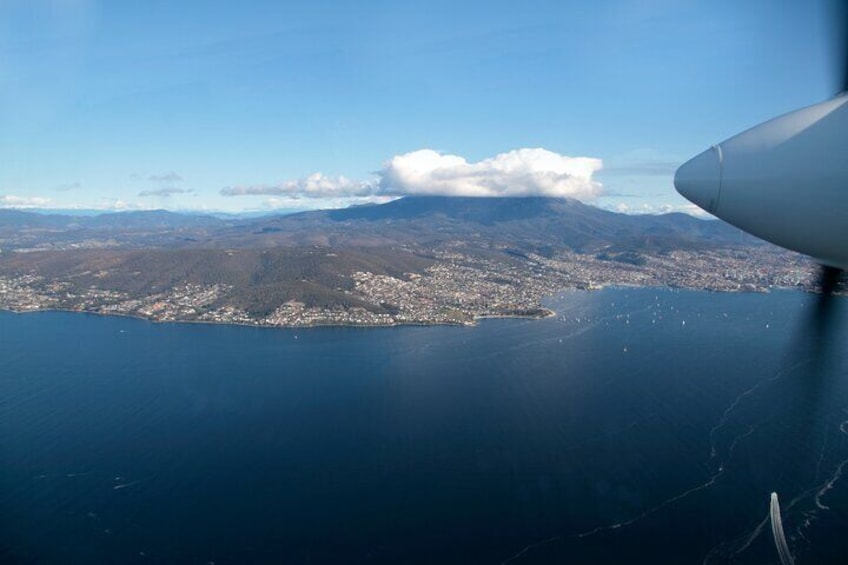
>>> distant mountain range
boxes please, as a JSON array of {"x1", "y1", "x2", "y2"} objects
[
  {"x1": 256, "y1": 196, "x2": 752, "y2": 253},
  {"x1": 0, "y1": 208, "x2": 227, "y2": 230},
  {"x1": 0, "y1": 196, "x2": 756, "y2": 254}
]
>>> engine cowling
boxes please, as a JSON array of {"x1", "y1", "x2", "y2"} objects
[{"x1": 675, "y1": 94, "x2": 848, "y2": 269}]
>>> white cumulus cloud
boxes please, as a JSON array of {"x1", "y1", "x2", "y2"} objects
[
  {"x1": 138, "y1": 187, "x2": 195, "y2": 198},
  {"x1": 0, "y1": 194, "x2": 53, "y2": 209},
  {"x1": 221, "y1": 148, "x2": 604, "y2": 202},
  {"x1": 95, "y1": 198, "x2": 147, "y2": 211},
  {"x1": 149, "y1": 171, "x2": 183, "y2": 183},
  {"x1": 606, "y1": 201, "x2": 713, "y2": 218},
  {"x1": 221, "y1": 173, "x2": 376, "y2": 199},
  {"x1": 378, "y1": 148, "x2": 603, "y2": 199}
]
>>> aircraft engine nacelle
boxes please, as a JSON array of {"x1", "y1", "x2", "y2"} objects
[{"x1": 674, "y1": 94, "x2": 848, "y2": 269}]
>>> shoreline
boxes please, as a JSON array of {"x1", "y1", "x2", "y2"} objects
[
  {"x1": 0, "y1": 305, "x2": 557, "y2": 331},
  {"x1": 0, "y1": 286, "x2": 826, "y2": 331}
]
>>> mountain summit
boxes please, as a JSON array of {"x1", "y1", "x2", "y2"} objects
[{"x1": 241, "y1": 196, "x2": 748, "y2": 253}]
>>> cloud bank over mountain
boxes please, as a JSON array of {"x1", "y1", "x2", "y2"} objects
[
  {"x1": 379, "y1": 148, "x2": 602, "y2": 199},
  {"x1": 220, "y1": 148, "x2": 604, "y2": 201}
]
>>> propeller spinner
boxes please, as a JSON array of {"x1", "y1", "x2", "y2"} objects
[{"x1": 674, "y1": 95, "x2": 848, "y2": 271}]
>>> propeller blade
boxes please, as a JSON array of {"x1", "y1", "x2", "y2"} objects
[
  {"x1": 770, "y1": 492, "x2": 796, "y2": 565},
  {"x1": 796, "y1": 265, "x2": 844, "y2": 393},
  {"x1": 813, "y1": 265, "x2": 842, "y2": 338},
  {"x1": 818, "y1": 264, "x2": 842, "y2": 295},
  {"x1": 833, "y1": 0, "x2": 848, "y2": 94},
  {"x1": 770, "y1": 266, "x2": 842, "y2": 435}
]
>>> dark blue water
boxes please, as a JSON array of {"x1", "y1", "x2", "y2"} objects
[{"x1": 2, "y1": 289, "x2": 847, "y2": 564}]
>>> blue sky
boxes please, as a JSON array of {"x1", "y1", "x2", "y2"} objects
[{"x1": 0, "y1": 0, "x2": 834, "y2": 214}]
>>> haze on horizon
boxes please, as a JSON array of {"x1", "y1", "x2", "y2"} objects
[{"x1": 0, "y1": 0, "x2": 832, "y2": 215}]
